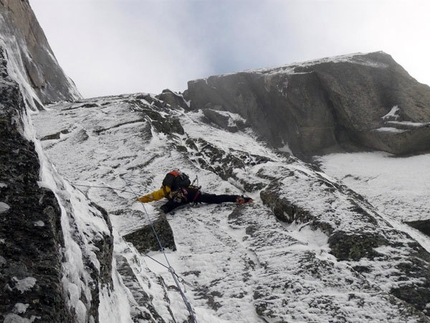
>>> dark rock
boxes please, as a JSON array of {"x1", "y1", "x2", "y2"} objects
[
  {"x1": 0, "y1": 52, "x2": 72, "y2": 321},
  {"x1": 202, "y1": 108, "x2": 247, "y2": 133},
  {"x1": 138, "y1": 108, "x2": 185, "y2": 135},
  {"x1": 390, "y1": 242, "x2": 430, "y2": 316},
  {"x1": 405, "y1": 219, "x2": 430, "y2": 237},
  {"x1": 185, "y1": 137, "x2": 271, "y2": 186},
  {"x1": 40, "y1": 129, "x2": 70, "y2": 141},
  {"x1": 115, "y1": 255, "x2": 167, "y2": 322},
  {"x1": 328, "y1": 231, "x2": 387, "y2": 261},
  {"x1": 260, "y1": 180, "x2": 313, "y2": 225},
  {"x1": 156, "y1": 89, "x2": 190, "y2": 111},
  {"x1": 187, "y1": 52, "x2": 430, "y2": 160},
  {"x1": 123, "y1": 215, "x2": 176, "y2": 253},
  {"x1": 91, "y1": 202, "x2": 114, "y2": 287}
]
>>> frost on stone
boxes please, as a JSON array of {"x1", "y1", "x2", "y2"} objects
[
  {"x1": 0, "y1": 255, "x2": 7, "y2": 267},
  {"x1": 0, "y1": 201, "x2": 11, "y2": 213},
  {"x1": 3, "y1": 313, "x2": 37, "y2": 323},
  {"x1": 33, "y1": 220, "x2": 45, "y2": 227},
  {"x1": 13, "y1": 277, "x2": 37, "y2": 293},
  {"x1": 13, "y1": 303, "x2": 29, "y2": 314},
  {"x1": 382, "y1": 105, "x2": 400, "y2": 121}
]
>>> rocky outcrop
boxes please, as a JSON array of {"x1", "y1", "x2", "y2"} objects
[
  {"x1": 0, "y1": 48, "x2": 72, "y2": 322},
  {"x1": 259, "y1": 164, "x2": 430, "y2": 317},
  {"x1": 123, "y1": 215, "x2": 176, "y2": 253},
  {"x1": 0, "y1": 37, "x2": 114, "y2": 323},
  {"x1": 0, "y1": 0, "x2": 81, "y2": 105},
  {"x1": 156, "y1": 89, "x2": 191, "y2": 111},
  {"x1": 405, "y1": 219, "x2": 430, "y2": 237},
  {"x1": 187, "y1": 52, "x2": 430, "y2": 160}
]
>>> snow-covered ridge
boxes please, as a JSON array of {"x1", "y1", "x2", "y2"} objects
[
  {"x1": 254, "y1": 51, "x2": 390, "y2": 76},
  {"x1": 190, "y1": 51, "x2": 389, "y2": 82}
]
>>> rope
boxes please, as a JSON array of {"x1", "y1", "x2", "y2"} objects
[
  {"x1": 192, "y1": 175, "x2": 199, "y2": 187},
  {"x1": 72, "y1": 183, "x2": 136, "y2": 195},
  {"x1": 142, "y1": 253, "x2": 193, "y2": 287},
  {"x1": 117, "y1": 176, "x2": 145, "y2": 187},
  {"x1": 122, "y1": 177, "x2": 199, "y2": 323},
  {"x1": 72, "y1": 179, "x2": 198, "y2": 322}
]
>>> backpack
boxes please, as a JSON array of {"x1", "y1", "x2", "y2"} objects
[{"x1": 162, "y1": 170, "x2": 191, "y2": 191}]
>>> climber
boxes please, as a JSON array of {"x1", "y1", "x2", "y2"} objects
[{"x1": 136, "y1": 170, "x2": 253, "y2": 214}]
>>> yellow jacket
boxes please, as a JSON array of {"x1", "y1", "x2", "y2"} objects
[{"x1": 137, "y1": 185, "x2": 172, "y2": 203}]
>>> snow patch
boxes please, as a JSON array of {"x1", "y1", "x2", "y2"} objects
[
  {"x1": 318, "y1": 152, "x2": 430, "y2": 251},
  {"x1": 0, "y1": 255, "x2": 6, "y2": 266},
  {"x1": 373, "y1": 127, "x2": 407, "y2": 133},
  {"x1": 13, "y1": 277, "x2": 37, "y2": 293},
  {"x1": 0, "y1": 201, "x2": 11, "y2": 213},
  {"x1": 3, "y1": 313, "x2": 38, "y2": 323},
  {"x1": 254, "y1": 52, "x2": 389, "y2": 76},
  {"x1": 386, "y1": 120, "x2": 430, "y2": 127},
  {"x1": 33, "y1": 220, "x2": 45, "y2": 227},
  {"x1": 382, "y1": 105, "x2": 400, "y2": 120},
  {"x1": 13, "y1": 303, "x2": 29, "y2": 314}
]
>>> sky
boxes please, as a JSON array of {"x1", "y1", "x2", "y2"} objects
[{"x1": 30, "y1": 0, "x2": 430, "y2": 99}]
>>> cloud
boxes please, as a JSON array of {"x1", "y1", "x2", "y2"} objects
[{"x1": 30, "y1": 0, "x2": 430, "y2": 98}]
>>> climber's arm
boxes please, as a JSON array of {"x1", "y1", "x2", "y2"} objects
[{"x1": 136, "y1": 187, "x2": 167, "y2": 203}]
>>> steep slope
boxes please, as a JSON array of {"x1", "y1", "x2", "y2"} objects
[
  {"x1": 186, "y1": 52, "x2": 430, "y2": 160},
  {"x1": 0, "y1": 48, "x2": 72, "y2": 322},
  {"x1": 32, "y1": 93, "x2": 430, "y2": 322}
]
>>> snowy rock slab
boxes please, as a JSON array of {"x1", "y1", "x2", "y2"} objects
[{"x1": 259, "y1": 162, "x2": 430, "y2": 320}]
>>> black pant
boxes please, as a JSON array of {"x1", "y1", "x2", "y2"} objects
[{"x1": 160, "y1": 187, "x2": 238, "y2": 213}]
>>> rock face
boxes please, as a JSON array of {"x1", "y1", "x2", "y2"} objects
[
  {"x1": 123, "y1": 215, "x2": 176, "y2": 253},
  {"x1": 31, "y1": 90, "x2": 430, "y2": 322},
  {"x1": 0, "y1": 0, "x2": 81, "y2": 105},
  {"x1": 258, "y1": 164, "x2": 430, "y2": 319},
  {"x1": 0, "y1": 48, "x2": 72, "y2": 322},
  {"x1": 0, "y1": 18, "x2": 113, "y2": 323},
  {"x1": 187, "y1": 52, "x2": 430, "y2": 160}
]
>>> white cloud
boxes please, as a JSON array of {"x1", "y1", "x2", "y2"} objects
[{"x1": 30, "y1": 0, "x2": 430, "y2": 98}]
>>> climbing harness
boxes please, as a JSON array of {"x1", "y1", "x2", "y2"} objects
[{"x1": 166, "y1": 173, "x2": 201, "y2": 205}]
